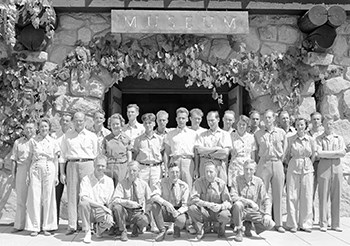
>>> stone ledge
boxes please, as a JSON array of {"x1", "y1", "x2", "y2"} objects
[{"x1": 303, "y1": 52, "x2": 334, "y2": 66}]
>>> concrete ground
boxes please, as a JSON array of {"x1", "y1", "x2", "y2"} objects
[{"x1": 1, "y1": 218, "x2": 350, "y2": 246}]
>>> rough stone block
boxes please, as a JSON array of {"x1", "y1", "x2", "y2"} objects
[
  {"x1": 97, "y1": 68, "x2": 114, "y2": 88},
  {"x1": 300, "y1": 79, "x2": 315, "y2": 96},
  {"x1": 209, "y1": 39, "x2": 232, "y2": 61},
  {"x1": 333, "y1": 56, "x2": 350, "y2": 66},
  {"x1": 55, "y1": 95, "x2": 102, "y2": 114},
  {"x1": 260, "y1": 42, "x2": 287, "y2": 56},
  {"x1": 297, "y1": 97, "x2": 316, "y2": 120},
  {"x1": 49, "y1": 45, "x2": 74, "y2": 65},
  {"x1": 303, "y1": 52, "x2": 334, "y2": 66},
  {"x1": 59, "y1": 14, "x2": 84, "y2": 30},
  {"x1": 332, "y1": 35, "x2": 349, "y2": 58},
  {"x1": 320, "y1": 94, "x2": 340, "y2": 120},
  {"x1": 0, "y1": 41, "x2": 8, "y2": 60},
  {"x1": 250, "y1": 15, "x2": 298, "y2": 27},
  {"x1": 90, "y1": 24, "x2": 109, "y2": 35},
  {"x1": 78, "y1": 27, "x2": 92, "y2": 43},
  {"x1": 42, "y1": 61, "x2": 58, "y2": 73},
  {"x1": 198, "y1": 38, "x2": 211, "y2": 61},
  {"x1": 323, "y1": 76, "x2": 350, "y2": 95},
  {"x1": 346, "y1": 67, "x2": 350, "y2": 81},
  {"x1": 336, "y1": 20, "x2": 350, "y2": 35},
  {"x1": 258, "y1": 26, "x2": 277, "y2": 41},
  {"x1": 277, "y1": 25, "x2": 300, "y2": 44},
  {"x1": 342, "y1": 89, "x2": 350, "y2": 119},
  {"x1": 53, "y1": 29, "x2": 77, "y2": 46},
  {"x1": 251, "y1": 95, "x2": 279, "y2": 113},
  {"x1": 245, "y1": 27, "x2": 260, "y2": 52},
  {"x1": 17, "y1": 51, "x2": 48, "y2": 63},
  {"x1": 333, "y1": 119, "x2": 350, "y2": 147}
]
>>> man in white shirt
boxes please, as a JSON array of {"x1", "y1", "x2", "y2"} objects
[
  {"x1": 222, "y1": 110, "x2": 236, "y2": 134},
  {"x1": 123, "y1": 104, "x2": 145, "y2": 145},
  {"x1": 89, "y1": 110, "x2": 111, "y2": 152},
  {"x1": 189, "y1": 108, "x2": 207, "y2": 135},
  {"x1": 79, "y1": 155, "x2": 115, "y2": 243}
]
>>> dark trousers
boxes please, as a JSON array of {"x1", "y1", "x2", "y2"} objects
[
  {"x1": 151, "y1": 203, "x2": 186, "y2": 231},
  {"x1": 113, "y1": 204, "x2": 149, "y2": 231},
  {"x1": 55, "y1": 171, "x2": 64, "y2": 224}
]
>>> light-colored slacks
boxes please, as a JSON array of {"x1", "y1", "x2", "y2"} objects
[
  {"x1": 14, "y1": 164, "x2": 29, "y2": 230},
  {"x1": 66, "y1": 161, "x2": 94, "y2": 230},
  {"x1": 25, "y1": 160, "x2": 57, "y2": 232},
  {"x1": 138, "y1": 164, "x2": 162, "y2": 190},
  {"x1": 171, "y1": 157, "x2": 194, "y2": 190},
  {"x1": 105, "y1": 162, "x2": 128, "y2": 187}
]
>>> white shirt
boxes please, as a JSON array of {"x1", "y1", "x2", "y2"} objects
[{"x1": 80, "y1": 173, "x2": 114, "y2": 205}]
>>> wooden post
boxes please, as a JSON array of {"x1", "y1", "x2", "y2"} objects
[
  {"x1": 327, "y1": 6, "x2": 346, "y2": 28},
  {"x1": 298, "y1": 5, "x2": 328, "y2": 33},
  {"x1": 303, "y1": 24, "x2": 336, "y2": 53}
]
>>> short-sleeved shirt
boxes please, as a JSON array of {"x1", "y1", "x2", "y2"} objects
[
  {"x1": 152, "y1": 177, "x2": 189, "y2": 213},
  {"x1": 196, "y1": 128, "x2": 232, "y2": 151},
  {"x1": 155, "y1": 128, "x2": 174, "y2": 142},
  {"x1": 287, "y1": 134, "x2": 315, "y2": 174},
  {"x1": 230, "y1": 131, "x2": 256, "y2": 160},
  {"x1": 10, "y1": 136, "x2": 33, "y2": 166},
  {"x1": 113, "y1": 177, "x2": 151, "y2": 211},
  {"x1": 190, "y1": 177, "x2": 231, "y2": 206},
  {"x1": 80, "y1": 173, "x2": 114, "y2": 206},
  {"x1": 123, "y1": 122, "x2": 145, "y2": 144},
  {"x1": 255, "y1": 127, "x2": 286, "y2": 160},
  {"x1": 230, "y1": 175, "x2": 271, "y2": 215},
  {"x1": 189, "y1": 126, "x2": 207, "y2": 136},
  {"x1": 133, "y1": 133, "x2": 164, "y2": 164},
  {"x1": 164, "y1": 127, "x2": 197, "y2": 157},
  {"x1": 60, "y1": 128, "x2": 99, "y2": 162},
  {"x1": 30, "y1": 135, "x2": 59, "y2": 162},
  {"x1": 89, "y1": 126, "x2": 111, "y2": 153},
  {"x1": 102, "y1": 132, "x2": 132, "y2": 163},
  {"x1": 316, "y1": 133, "x2": 345, "y2": 154},
  {"x1": 283, "y1": 126, "x2": 296, "y2": 139}
]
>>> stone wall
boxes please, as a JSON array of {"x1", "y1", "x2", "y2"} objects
[{"x1": 2, "y1": 12, "x2": 350, "y2": 222}]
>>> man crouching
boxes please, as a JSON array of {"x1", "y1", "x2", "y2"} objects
[{"x1": 230, "y1": 159, "x2": 275, "y2": 242}]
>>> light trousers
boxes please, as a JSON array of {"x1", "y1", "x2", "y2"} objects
[
  {"x1": 138, "y1": 164, "x2": 162, "y2": 190},
  {"x1": 25, "y1": 160, "x2": 57, "y2": 232},
  {"x1": 66, "y1": 161, "x2": 94, "y2": 230},
  {"x1": 256, "y1": 159, "x2": 284, "y2": 227},
  {"x1": 171, "y1": 157, "x2": 194, "y2": 190},
  {"x1": 14, "y1": 164, "x2": 29, "y2": 230},
  {"x1": 286, "y1": 171, "x2": 313, "y2": 229},
  {"x1": 105, "y1": 162, "x2": 128, "y2": 187}
]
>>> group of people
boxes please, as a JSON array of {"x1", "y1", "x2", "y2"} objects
[{"x1": 10, "y1": 104, "x2": 346, "y2": 243}]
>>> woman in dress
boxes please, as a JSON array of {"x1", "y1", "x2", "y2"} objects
[
  {"x1": 228, "y1": 115, "x2": 256, "y2": 188},
  {"x1": 25, "y1": 118, "x2": 59, "y2": 236},
  {"x1": 285, "y1": 117, "x2": 315, "y2": 233}
]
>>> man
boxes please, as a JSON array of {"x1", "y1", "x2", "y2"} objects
[
  {"x1": 155, "y1": 110, "x2": 173, "y2": 140},
  {"x1": 189, "y1": 108, "x2": 207, "y2": 135},
  {"x1": 196, "y1": 111, "x2": 232, "y2": 183},
  {"x1": 51, "y1": 113, "x2": 72, "y2": 225},
  {"x1": 10, "y1": 121, "x2": 36, "y2": 233},
  {"x1": 278, "y1": 111, "x2": 296, "y2": 138},
  {"x1": 151, "y1": 163, "x2": 189, "y2": 241},
  {"x1": 230, "y1": 160, "x2": 275, "y2": 242},
  {"x1": 112, "y1": 161, "x2": 151, "y2": 241},
  {"x1": 254, "y1": 109, "x2": 287, "y2": 233},
  {"x1": 188, "y1": 163, "x2": 231, "y2": 240},
  {"x1": 102, "y1": 113, "x2": 132, "y2": 187},
  {"x1": 90, "y1": 111, "x2": 111, "y2": 152},
  {"x1": 60, "y1": 112, "x2": 99, "y2": 235},
  {"x1": 133, "y1": 113, "x2": 164, "y2": 190},
  {"x1": 123, "y1": 104, "x2": 145, "y2": 145},
  {"x1": 248, "y1": 110, "x2": 261, "y2": 134},
  {"x1": 316, "y1": 115, "x2": 346, "y2": 232},
  {"x1": 222, "y1": 110, "x2": 236, "y2": 134},
  {"x1": 79, "y1": 155, "x2": 115, "y2": 243},
  {"x1": 164, "y1": 107, "x2": 198, "y2": 190}
]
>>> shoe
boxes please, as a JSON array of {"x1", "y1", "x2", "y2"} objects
[
  {"x1": 11, "y1": 228, "x2": 23, "y2": 233},
  {"x1": 290, "y1": 228, "x2": 297, "y2": 233},
  {"x1": 43, "y1": 230, "x2": 51, "y2": 236},
  {"x1": 65, "y1": 229, "x2": 76, "y2": 235},
  {"x1": 234, "y1": 228, "x2": 243, "y2": 242},
  {"x1": 331, "y1": 227, "x2": 343, "y2": 232},
  {"x1": 320, "y1": 227, "x2": 327, "y2": 232},
  {"x1": 120, "y1": 230, "x2": 128, "y2": 242},
  {"x1": 217, "y1": 223, "x2": 226, "y2": 238},
  {"x1": 243, "y1": 221, "x2": 252, "y2": 237},
  {"x1": 187, "y1": 224, "x2": 196, "y2": 234},
  {"x1": 83, "y1": 232, "x2": 92, "y2": 243},
  {"x1": 131, "y1": 225, "x2": 139, "y2": 237},
  {"x1": 173, "y1": 226, "x2": 181, "y2": 238},
  {"x1": 155, "y1": 228, "x2": 167, "y2": 242},
  {"x1": 167, "y1": 223, "x2": 174, "y2": 235},
  {"x1": 195, "y1": 226, "x2": 205, "y2": 241},
  {"x1": 299, "y1": 228, "x2": 312, "y2": 233},
  {"x1": 275, "y1": 226, "x2": 285, "y2": 233},
  {"x1": 203, "y1": 222, "x2": 211, "y2": 234},
  {"x1": 30, "y1": 231, "x2": 38, "y2": 237}
]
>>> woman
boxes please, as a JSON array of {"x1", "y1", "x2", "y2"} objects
[
  {"x1": 228, "y1": 115, "x2": 256, "y2": 188},
  {"x1": 285, "y1": 117, "x2": 315, "y2": 233},
  {"x1": 25, "y1": 118, "x2": 59, "y2": 236}
]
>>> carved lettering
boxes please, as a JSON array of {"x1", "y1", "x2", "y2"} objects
[
  {"x1": 224, "y1": 17, "x2": 236, "y2": 29},
  {"x1": 147, "y1": 15, "x2": 159, "y2": 28},
  {"x1": 125, "y1": 16, "x2": 137, "y2": 27},
  {"x1": 185, "y1": 16, "x2": 193, "y2": 29},
  {"x1": 168, "y1": 15, "x2": 175, "y2": 28},
  {"x1": 202, "y1": 16, "x2": 214, "y2": 28}
]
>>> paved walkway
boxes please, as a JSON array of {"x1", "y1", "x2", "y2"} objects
[{"x1": 1, "y1": 218, "x2": 350, "y2": 246}]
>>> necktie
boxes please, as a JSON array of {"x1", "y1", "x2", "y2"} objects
[
  {"x1": 171, "y1": 183, "x2": 178, "y2": 205},
  {"x1": 132, "y1": 181, "x2": 139, "y2": 204}
]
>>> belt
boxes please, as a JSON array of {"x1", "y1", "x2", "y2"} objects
[
  {"x1": 260, "y1": 157, "x2": 280, "y2": 162},
  {"x1": 140, "y1": 162, "x2": 162, "y2": 166},
  {"x1": 108, "y1": 157, "x2": 127, "y2": 164},
  {"x1": 68, "y1": 158, "x2": 94, "y2": 162}
]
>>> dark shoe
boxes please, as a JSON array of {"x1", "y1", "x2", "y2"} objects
[
  {"x1": 203, "y1": 222, "x2": 211, "y2": 233},
  {"x1": 65, "y1": 229, "x2": 76, "y2": 235},
  {"x1": 217, "y1": 223, "x2": 226, "y2": 238},
  {"x1": 11, "y1": 228, "x2": 23, "y2": 233},
  {"x1": 243, "y1": 221, "x2": 253, "y2": 237},
  {"x1": 331, "y1": 227, "x2": 343, "y2": 232},
  {"x1": 234, "y1": 229, "x2": 243, "y2": 242},
  {"x1": 120, "y1": 230, "x2": 128, "y2": 242},
  {"x1": 131, "y1": 225, "x2": 139, "y2": 237},
  {"x1": 299, "y1": 228, "x2": 311, "y2": 233},
  {"x1": 195, "y1": 226, "x2": 205, "y2": 241},
  {"x1": 155, "y1": 229, "x2": 167, "y2": 242},
  {"x1": 173, "y1": 226, "x2": 181, "y2": 238}
]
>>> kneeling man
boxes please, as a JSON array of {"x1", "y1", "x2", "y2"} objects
[
  {"x1": 231, "y1": 159, "x2": 275, "y2": 242},
  {"x1": 188, "y1": 162, "x2": 231, "y2": 240},
  {"x1": 151, "y1": 162, "x2": 189, "y2": 241},
  {"x1": 112, "y1": 161, "x2": 151, "y2": 241},
  {"x1": 79, "y1": 155, "x2": 115, "y2": 243}
]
